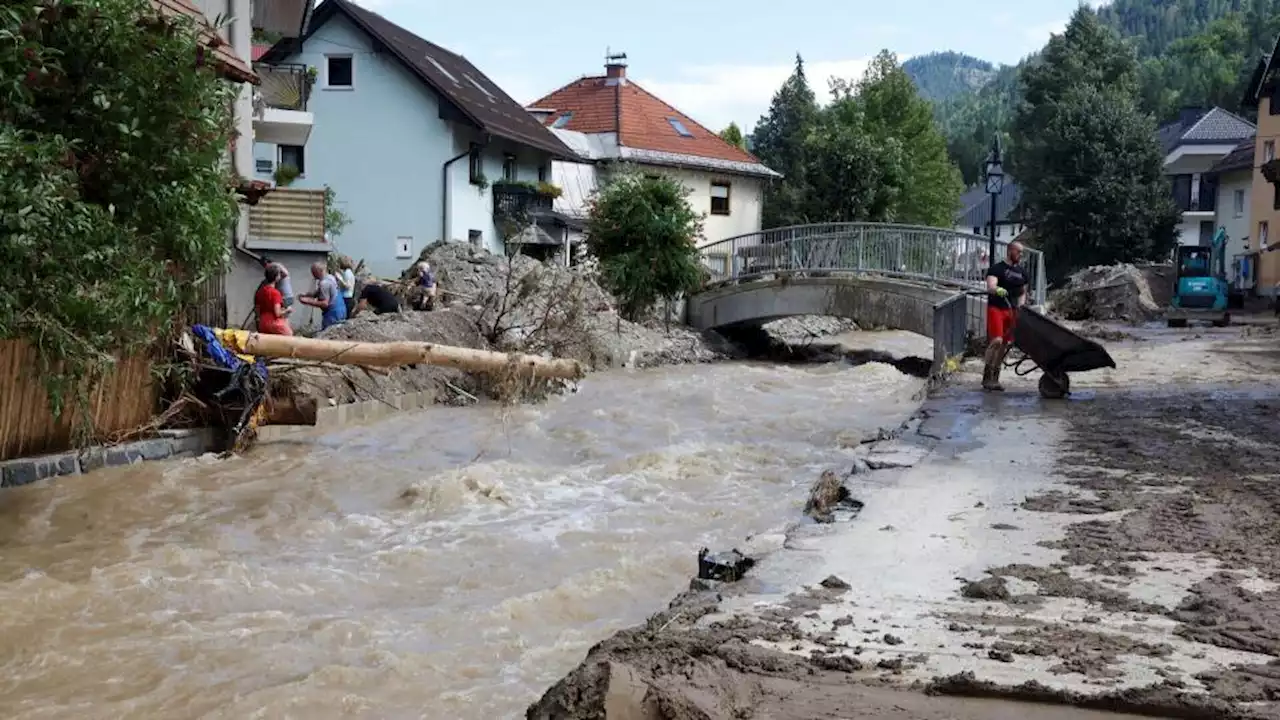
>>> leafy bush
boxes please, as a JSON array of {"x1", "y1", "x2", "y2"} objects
[
  {"x1": 0, "y1": 0, "x2": 239, "y2": 417},
  {"x1": 585, "y1": 170, "x2": 703, "y2": 320}
]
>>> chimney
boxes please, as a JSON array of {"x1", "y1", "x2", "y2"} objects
[{"x1": 605, "y1": 50, "x2": 627, "y2": 85}]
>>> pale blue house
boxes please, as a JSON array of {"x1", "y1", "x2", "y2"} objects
[{"x1": 256, "y1": 0, "x2": 573, "y2": 277}]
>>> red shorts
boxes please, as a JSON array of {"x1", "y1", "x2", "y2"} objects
[{"x1": 987, "y1": 306, "x2": 1016, "y2": 343}]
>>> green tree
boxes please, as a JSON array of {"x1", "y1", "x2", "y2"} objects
[
  {"x1": 801, "y1": 97, "x2": 905, "y2": 222},
  {"x1": 585, "y1": 170, "x2": 703, "y2": 320},
  {"x1": 1013, "y1": 10, "x2": 1178, "y2": 279},
  {"x1": 751, "y1": 54, "x2": 818, "y2": 228},
  {"x1": 849, "y1": 51, "x2": 963, "y2": 227},
  {"x1": 719, "y1": 122, "x2": 746, "y2": 149},
  {"x1": 0, "y1": 0, "x2": 238, "y2": 418}
]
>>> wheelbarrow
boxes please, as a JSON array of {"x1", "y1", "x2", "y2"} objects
[{"x1": 1004, "y1": 307, "x2": 1117, "y2": 399}]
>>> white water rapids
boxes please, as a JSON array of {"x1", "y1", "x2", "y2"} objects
[{"x1": 0, "y1": 332, "x2": 929, "y2": 719}]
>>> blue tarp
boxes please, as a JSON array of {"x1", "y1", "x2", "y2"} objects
[{"x1": 191, "y1": 325, "x2": 267, "y2": 379}]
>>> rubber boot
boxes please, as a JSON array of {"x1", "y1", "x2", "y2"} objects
[{"x1": 982, "y1": 341, "x2": 1005, "y2": 392}]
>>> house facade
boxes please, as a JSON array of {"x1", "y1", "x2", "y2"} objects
[
  {"x1": 1157, "y1": 107, "x2": 1256, "y2": 248},
  {"x1": 1206, "y1": 140, "x2": 1254, "y2": 286},
  {"x1": 954, "y1": 181, "x2": 1024, "y2": 243},
  {"x1": 257, "y1": 0, "x2": 572, "y2": 277},
  {"x1": 1241, "y1": 39, "x2": 1280, "y2": 297},
  {"x1": 528, "y1": 59, "x2": 780, "y2": 248}
]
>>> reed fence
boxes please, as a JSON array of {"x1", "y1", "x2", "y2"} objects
[{"x1": 0, "y1": 340, "x2": 158, "y2": 461}]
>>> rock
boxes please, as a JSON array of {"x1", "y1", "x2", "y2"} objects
[
  {"x1": 805, "y1": 470, "x2": 846, "y2": 523},
  {"x1": 960, "y1": 575, "x2": 1012, "y2": 601},
  {"x1": 820, "y1": 575, "x2": 852, "y2": 591},
  {"x1": 696, "y1": 548, "x2": 754, "y2": 582},
  {"x1": 865, "y1": 445, "x2": 929, "y2": 470},
  {"x1": 883, "y1": 633, "x2": 904, "y2": 646}
]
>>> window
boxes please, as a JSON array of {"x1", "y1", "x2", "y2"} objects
[
  {"x1": 537, "y1": 165, "x2": 547, "y2": 182},
  {"x1": 502, "y1": 154, "x2": 516, "y2": 181},
  {"x1": 1235, "y1": 189, "x2": 1246, "y2": 217},
  {"x1": 325, "y1": 55, "x2": 353, "y2": 88},
  {"x1": 1273, "y1": 182, "x2": 1279, "y2": 211},
  {"x1": 278, "y1": 144, "x2": 305, "y2": 175},
  {"x1": 551, "y1": 112, "x2": 573, "y2": 129},
  {"x1": 972, "y1": 226, "x2": 981, "y2": 235},
  {"x1": 468, "y1": 143, "x2": 482, "y2": 185},
  {"x1": 1266, "y1": 140, "x2": 1276, "y2": 163},
  {"x1": 395, "y1": 237, "x2": 413, "y2": 259},
  {"x1": 468, "y1": 229, "x2": 483, "y2": 248},
  {"x1": 254, "y1": 158, "x2": 274, "y2": 174},
  {"x1": 710, "y1": 181, "x2": 730, "y2": 215},
  {"x1": 1260, "y1": 221, "x2": 1269, "y2": 250},
  {"x1": 667, "y1": 117, "x2": 694, "y2": 137}
]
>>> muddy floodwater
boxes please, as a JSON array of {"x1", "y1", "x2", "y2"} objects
[{"x1": 0, "y1": 340, "x2": 928, "y2": 720}]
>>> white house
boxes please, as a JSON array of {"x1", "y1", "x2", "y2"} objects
[
  {"x1": 1158, "y1": 107, "x2": 1256, "y2": 247},
  {"x1": 954, "y1": 180, "x2": 1024, "y2": 242},
  {"x1": 1207, "y1": 139, "x2": 1255, "y2": 285},
  {"x1": 527, "y1": 57, "x2": 780, "y2": 249},
  {"x1": 254, "y1": 0, "x2": 574, "y2": 278}
]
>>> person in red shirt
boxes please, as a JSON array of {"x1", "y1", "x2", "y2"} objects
[{"x1": 256, "y1": 265, "x2": 294, "y2": 335}]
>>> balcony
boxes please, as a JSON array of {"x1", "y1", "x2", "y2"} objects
[
  {"x1": 1171, "y1": 174, "x2": 1216, "y2": 214},
  {"x1": 247, "y1": 187, "x2": 328, "y2": 249},
  {"x1": 252, "y1": 62, "x2": 314, "y2": 147},
  {"x1": 493, "y1": 181, "x2": 556, "y2": 219}
]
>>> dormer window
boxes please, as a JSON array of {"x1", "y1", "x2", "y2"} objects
[{"x1": 552, "y1": 112, "x2": 573, "y2": 129}]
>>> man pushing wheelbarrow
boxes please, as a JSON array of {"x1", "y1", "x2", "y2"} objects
[{"x1": 983, "y1": 241, "x2": 1028, "y2": 392}]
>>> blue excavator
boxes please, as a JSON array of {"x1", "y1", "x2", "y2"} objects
[{"x1": 1168, "y1": 227, "x2": 1231, "y2": 328}]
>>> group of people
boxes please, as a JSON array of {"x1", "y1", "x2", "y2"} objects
[{"x1": 253, "y1": 256, "x2": 438, "y2": 336}]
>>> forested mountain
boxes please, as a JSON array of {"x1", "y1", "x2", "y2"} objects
[
  {"x1": 935, "y1": 0, "x2": 1280, "y2": 184},
  {"x1": 901, "y1": 52, "x2": 997, "y2": 102}
]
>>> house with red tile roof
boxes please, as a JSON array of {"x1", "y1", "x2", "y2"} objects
[{"x1": 529, "y1": 57, "x2": 780, "y2": 246}]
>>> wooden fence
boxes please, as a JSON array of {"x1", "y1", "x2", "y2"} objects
[{"x1": 0, "y1": 341, "x2": 158, "y2": 462}]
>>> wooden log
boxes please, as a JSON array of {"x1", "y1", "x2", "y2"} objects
[{"x1": 233, "y1": 331, "x2": 585, "y2": 380}]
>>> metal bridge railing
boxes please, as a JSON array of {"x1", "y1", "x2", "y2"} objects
[{"x1": 697, "y1": 223, "x2": 1047, "y2": 307}]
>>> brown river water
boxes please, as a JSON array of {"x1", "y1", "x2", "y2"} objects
[{"x1": 0, "y1": 338, "x2": 927, "y2": 720}]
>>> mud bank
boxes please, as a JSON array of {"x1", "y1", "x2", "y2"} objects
[{"x1": 527, "y1": 324, "x2": 1280, "y2": 719}]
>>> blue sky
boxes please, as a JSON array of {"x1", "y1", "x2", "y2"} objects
[{"x1": 353, "y1": 0, "x2": 1105, "y2": 132}]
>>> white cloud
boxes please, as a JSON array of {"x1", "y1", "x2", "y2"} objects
[{"x1": 635, "y1": 58, "x2": 883, "y2": 134}]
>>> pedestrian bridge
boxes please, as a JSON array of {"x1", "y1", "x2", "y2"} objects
[{"x1": 689, "y1": 223, "x2": 1048, "y2": 370}]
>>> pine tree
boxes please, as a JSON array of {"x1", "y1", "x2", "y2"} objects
[
  {"x1": 750, "y1": 54, "x2": 818, "y2": 228},
  {"x1": 719, "y1": 122, "x2": 746, "y2": 149}
]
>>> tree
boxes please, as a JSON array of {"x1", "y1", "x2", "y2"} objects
[
  {"x1": 0, "y1": 0, "x2": 239, "y2": 419},
  {"x1": 849, "y1": 51, "x2": 963, "y2": 227},
  {"x1": 751, "y1": 54, "x2": 818, "y2": 228},
  {"x1": 585, "y1": 170, "x2": 704, "y2": 320},
  {"x1": 801, "y1": 97, "x2": 905, "y2": 222},
  {"x1": 719, "y1": 122, "x2": 746, "y2": 149},
  {"x1": 1013, "y1": 10, "x2": 1178, "y2": 278}
]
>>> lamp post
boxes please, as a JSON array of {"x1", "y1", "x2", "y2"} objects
[{"x1": 983, "y1": 135, "x2": 1005, "y2": 266}]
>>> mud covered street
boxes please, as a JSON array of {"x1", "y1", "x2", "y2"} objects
[{"x1": 529, "y1": 322, "x2": 1280, "y2": 719}]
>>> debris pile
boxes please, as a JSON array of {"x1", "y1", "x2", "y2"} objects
[{"x1": 1049, "y1": 263, "x2": 1166, "y2": 324}]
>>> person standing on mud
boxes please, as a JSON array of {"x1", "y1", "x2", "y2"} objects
[
  {"x1": 298, "y1": 261, "x2": 347, "y2": 329},
  {"x1": 335, "y1": 256, "x2": 357, "y2": 318},
  {"x1": 255, "y1": 265, "x2": 293, "y2": 335},
  {"x1": 983, "y1": 241, "x2": 1028, "y2": 392}
]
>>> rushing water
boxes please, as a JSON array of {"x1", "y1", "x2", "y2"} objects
[{"x1": 0, "y1": 338, "x2": 927, "y2": 720}]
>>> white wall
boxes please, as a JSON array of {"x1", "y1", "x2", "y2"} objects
[
  {"x1": 657, "y1": 166, "x2": 764, "y2": 243},
  {"x1": 1215, "y1": 169, "x2": 1253, "y2": 280}
]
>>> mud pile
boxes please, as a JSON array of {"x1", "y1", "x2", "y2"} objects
[
  {"x1": 296, "y1": 306, "x2": 491, "y2": 406},
  {"x1": 407, "y1": 241, "x2": 730, "y2": 369},
  {"x1": 1049, "y1": 263, "x2": 1166, "y2": 324}
]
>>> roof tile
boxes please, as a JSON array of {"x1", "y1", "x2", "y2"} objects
[
  {"x1": 530, "y1": 73, "x2": 773, "y2": 171},
  {"x1": 152, "y1": 0, "x2": 256, "y2": 83}
]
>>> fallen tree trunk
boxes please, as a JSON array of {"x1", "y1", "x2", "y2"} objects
[{"x1": 230, "y1": 331, "x2": 585, "y2": 380}]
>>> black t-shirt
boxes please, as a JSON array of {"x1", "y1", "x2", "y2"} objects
[
  {"x1": 987, "y1": 261, "x2": 1028, "y2": 310},
  {"x1": 359, "y1": 283, "x2": 401, "y2": 314}
]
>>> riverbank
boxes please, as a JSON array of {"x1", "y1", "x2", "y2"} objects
[{"x1": 528, "y1": 321, "x2": 1280, "y2": 719}]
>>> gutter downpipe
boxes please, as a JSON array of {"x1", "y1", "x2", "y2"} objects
[{"x1": 441, "y1": 134, "x2": 489, "y2": 244}]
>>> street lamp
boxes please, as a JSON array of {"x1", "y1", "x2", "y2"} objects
[{"x1": 984, "y1": 135, "x2": 1005, "y2": 265}]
